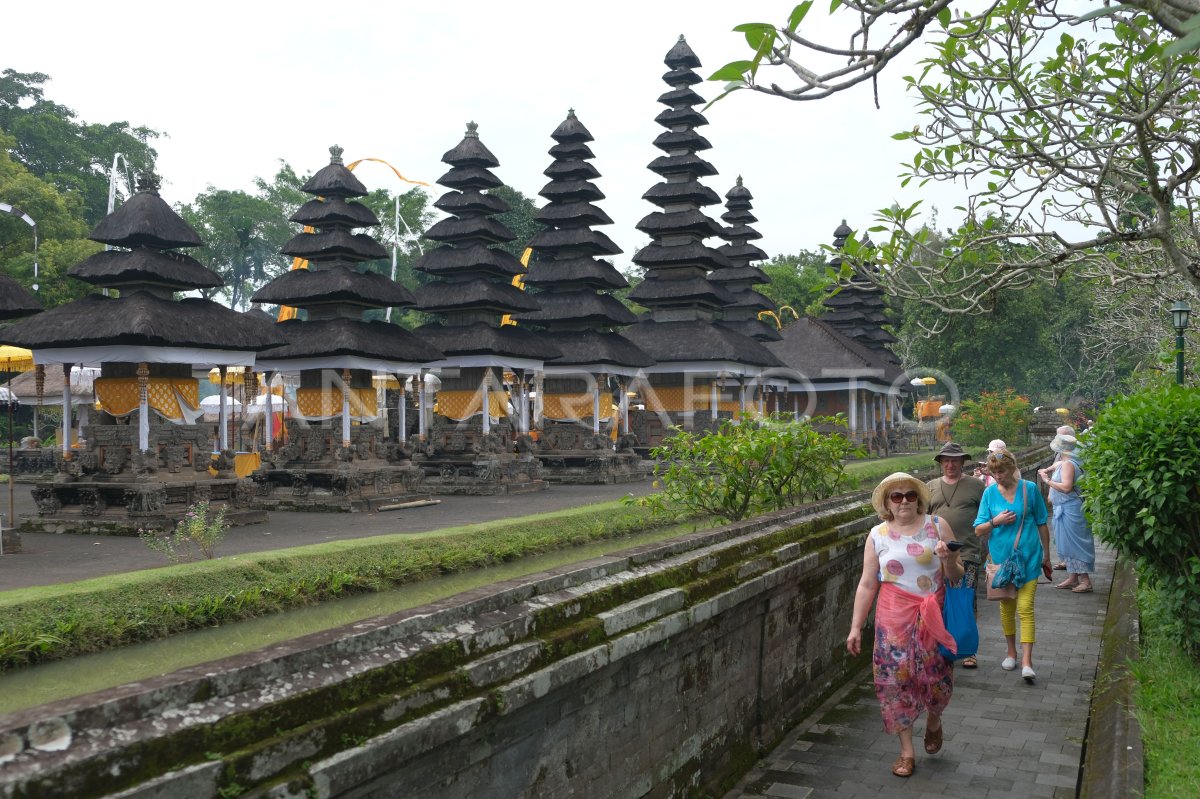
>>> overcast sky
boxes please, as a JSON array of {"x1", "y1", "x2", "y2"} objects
[{"x1": 6, "y1": 1, "x2": 964, "y2": 271}]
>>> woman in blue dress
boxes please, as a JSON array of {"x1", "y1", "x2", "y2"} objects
[
  {"x1": 974, "y1": 450, "x2": 1052, "y2": 683},
  {"x1": 1038, "y1": 434, "x2": 1096, "y2": 593}
]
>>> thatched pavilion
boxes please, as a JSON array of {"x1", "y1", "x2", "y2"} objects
[
  {"x1": 515, "y1": 110, "x2": 653, "y2": 482},
  {"x1": 0, "y1": 173, "x2": 282, "y2": 533},
  {"x1": 249, "y1": 146, "x2": 443, "y2": 510}
]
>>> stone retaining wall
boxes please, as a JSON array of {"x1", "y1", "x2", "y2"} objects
[{"x1": 0, "y1": 496, "x2": 875, "y2": 799}]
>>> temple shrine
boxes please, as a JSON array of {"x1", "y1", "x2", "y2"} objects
[
  {"x1": 249, "y1": 146, "x2": 443, "y2": 511},
  {"x1": 2, "y1": 173, "x2": 282, "y2": 533},
  {"x1": 411, "y1": 123, "x2": 558, "y2": 494},
  {"x1": 624, "y1": 37, "x2": 780, "y2": 448},
  {"x1": 515, "y1": 110, "x2": 653, "y2": 483}
]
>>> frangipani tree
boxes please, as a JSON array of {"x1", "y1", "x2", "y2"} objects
[{"x1": 710, "y1": 1, "x2": 1200, "y2": 316}]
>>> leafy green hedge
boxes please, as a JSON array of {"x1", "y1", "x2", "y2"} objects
[
  {"x1": 0, "y1": 502, "x2": 681, "y2": 672},
  {"x1": 1083, "y1": 386, "x2": 1200, "y2": 657}
]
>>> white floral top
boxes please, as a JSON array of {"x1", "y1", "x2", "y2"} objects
[{"x1": 871, "y1": 515, "x2": 944, "y2": 596}]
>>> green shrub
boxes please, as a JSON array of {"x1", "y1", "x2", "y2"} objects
[
  {"x1": 955, "y1": 389, "x2": 1031, "y2": 448},
  {"x1": 140, "y1": 500, "x2": 229, "y2": 562},
  {"x1": 1082, "y1": 387, "x2": 1200, "y2": 658},
  {"x1": 630, "y1": 414, "x2": 863, "y2": 522}
]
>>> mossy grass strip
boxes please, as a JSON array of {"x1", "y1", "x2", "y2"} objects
[{"x1": 0, "y1": 501, "x2": 699, "y2": 672}]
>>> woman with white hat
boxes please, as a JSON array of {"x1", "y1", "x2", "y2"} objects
[
  {"x1": 1038, "y1": 434, "x2": 1095, "y2": 593},
  {"x1": 847, "y1": 472, "x2": 964, "y2": 778}
]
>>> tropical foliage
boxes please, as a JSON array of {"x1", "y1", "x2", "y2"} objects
[
  {"x1": 632, "y1": 414, "x2": 862, "y2": 521},
  {"x1": 953, "y1": 389, "x2": 1030, "y2": 449},
  {"x1": 1082, "y1": 386, "x2": 1200, "y2": 658}
]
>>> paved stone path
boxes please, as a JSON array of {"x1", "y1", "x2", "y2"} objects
[{"x1": 725, "y1": 544, "x2": 1115, "y2": 799}]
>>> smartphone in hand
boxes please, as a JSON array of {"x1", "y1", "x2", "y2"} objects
[{"x1": 1042, "y1": 562, "x2": 1053, "y2": 581}]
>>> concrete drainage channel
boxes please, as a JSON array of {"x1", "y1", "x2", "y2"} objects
[{"x1": 0, "y1": 495, "x2": 875, "y2": 799}]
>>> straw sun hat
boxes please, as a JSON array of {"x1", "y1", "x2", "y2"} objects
[{"x1": 871, "y1": 472, "x2": 930, "y2": 520}]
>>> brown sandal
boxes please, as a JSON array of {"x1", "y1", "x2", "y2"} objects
[
  {"x1": 924, "y1": 723, "x2": 944, "y2": 754},
  {"x1": 1072, "y1": 579, "x2": 1093, "y2": 593},
  {"x1": 891, "y1": 755, "x2": 916, "y2": 777},
  {"x1": 1055, "y1": 576, "x2": 1080, "y2": 589}
]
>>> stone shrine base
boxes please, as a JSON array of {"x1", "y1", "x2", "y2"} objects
[
  {"x1": 250, "y1": 463, "x2": 428, "y2": 512},
  {"x1": 536, "y1": 450, "x2": 647, "y2": 485}
]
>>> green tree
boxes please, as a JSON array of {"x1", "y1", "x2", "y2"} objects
[
  {"x1": 488, "y1": 184, "x2": 543, "y2": 259},
  {"x1": 177, "y1": 189, "x2": 293, "y2": 311},
  {"x1": 1, "y1": 69, "x2": 159, "y2": 226},
  {"x1": 758, "y1": 250, "x2": 831, "y2": 319},
  {"x1": 709, "y1": 3, "x2": 1200, "y2": 314},
  {"x1": 0, "y1": 131, "x2": 96, "y2": 308}
]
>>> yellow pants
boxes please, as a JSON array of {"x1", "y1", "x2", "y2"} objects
[{"x1": 998, "y1": 579, "x2": 1038, "y2": 643}]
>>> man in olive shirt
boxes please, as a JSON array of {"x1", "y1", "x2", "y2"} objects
[{"x1": 927, "y1": 441, "x2": 985, "y2": 668}]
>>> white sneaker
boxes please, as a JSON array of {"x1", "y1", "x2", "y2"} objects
[
  {"x1": 1001, "y1": 657, "x2": 1017, "y2": 671},
  {"x1": 1022, "y1": 666, "x2": 1036, "y2": 683}
]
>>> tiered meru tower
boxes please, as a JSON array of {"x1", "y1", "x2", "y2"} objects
[
  {"x1": 412, "y1": 122, "x2": 557, "y2": 494},
  {"x1": 623, "y1": 36, "x2": 779, "y2": 447},
  {"x1": 3, "y1": 173, "x2": 280, "y2": 533},
  {"x1": 712, "y1": 176, "x2": 781, "y2": 416},
  {"x1": 515, "y1": 109, "x2": 653, "y2": 483},
  {"x1": 251, "y1": 146, "x2": 443, "y2": 511},
  {"x1": 818, "y1": 220, "x2": 900, "y2": 368}
]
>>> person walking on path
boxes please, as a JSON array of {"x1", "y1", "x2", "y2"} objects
[
  {"x1": 926, "y1": 441, "x2": 985, "y2": 668},
  {"x1": 846, "y1": 472, "x2": 964, "y2": 778},
  {"x1": 1039, "y1": 434, "x2": 1096, "y2": 593},
  {"x1": 1049, "y1": 423, "x2": 1077, "y2": 571},
  {"x1": 974, "y1": 450, "x2": 1052, "y2": 683}
]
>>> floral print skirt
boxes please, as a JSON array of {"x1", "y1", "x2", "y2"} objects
[{"x1": 873, "y1": 615, "x2": 954, "y2": 734}]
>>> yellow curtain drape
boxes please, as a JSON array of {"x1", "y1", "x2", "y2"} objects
[
  {"x1": 642, "y1": 386, "x2": 725, "y2": 413},
  {"x1": 434, "y1": 389, "x2": 508, "y2": 421},
  {"x1": 95, "y1": 377, "x2": 199, "y2": 420},
  {"x1": 542, "y1": 393, "x2": 616, "y2": 422},
  {"x1": 296, "y1": 387, "x2": 377, "y2": 419}
]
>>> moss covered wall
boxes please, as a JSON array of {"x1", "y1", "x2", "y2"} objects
[{"x1": 0, "y1": 498, "x2": 875, "y2": 799}]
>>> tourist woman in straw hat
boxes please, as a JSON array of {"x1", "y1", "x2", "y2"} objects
[{"x1": 847, "y1": 472, "x2": 964, "y2": 778}]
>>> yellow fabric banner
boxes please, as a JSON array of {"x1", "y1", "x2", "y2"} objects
[
  {"x1": 95, "y1": 377, "x2": 199, "y2": 420},
  {"x1": 296, "y1": 387, "x2": 377, "y2": 419},
  {"x1": 542, "y1": 393, "x2": 616, "y2": 422},
  {"x1": 434, "y1": 389, "x2": 508, "y2": 421}
]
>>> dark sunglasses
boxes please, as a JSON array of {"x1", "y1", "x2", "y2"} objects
[{"x1": 889, "y1": 490, "x2": 920, "y2": 504}]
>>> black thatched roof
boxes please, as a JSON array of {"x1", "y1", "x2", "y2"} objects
[
  {"x1": 652, "y1": 130, "x2": 712, "y2": 153},
  {"x1": 281, "y1": 229, "x2": 389, "y2": 261},
  {"x1": 527, "y1": 228, "x2": 620, "y2": 256},
  {"x1": 413, "y1": 244, "x2": 525, "y2": 279},
  {"x1": 0, "y1": 273, "x2": 41, "y2": 321},
  {"x1": 636, "y1": 210, "x2": 724, "y2": 239},
  {"x1": 628, "y1": 275, "x2": 733, "y2": 308},
  {"x1": 290, "y1": 197, "x2": 380, "y2": 228},
  {"x1": 538, "y1": 179, "x2": 604, "y2": 203},
  {"x1": 624, "y1": 319, "x2": 780, "y2": 367},
  {"x1": 522, "y1": 257, "x2": 627, "y2": 290},
  {"x1": 719, "y1": 318, "x2": 783, "y2": 343},
  {"x1": 543, "y1": 329, "x2": 655, "y2": 369},
  {"x1": 251, "y1": 264, "x2": 416, "y2": 309},
  {"x1": 708, "y1": 265, "x2": 769, "y2": 285},
  {"x1": 514, "y1": 291, "x2": 636, "y2": 327},
  {"x1": 424, "y1": 216, "x2": 516, "y2": 245},
  {"x1": 415, "y1": 321, "x2": 560, "y2": 360},
  {"x1": 257, "y1": 318, "x2": 442, "y2": 363},
  {"x1": 765, "y1": 317, "x2": 902, "y2": 382},
  {"x1": 415, "y1": 281, "x2": 541, "y2": 314},
  {"x1": 434, "y1": 190, "x2": 510, "y2": 216},
  {"x1": 664, "y1": 35, "x2": 702, "y2": 69},
  {"x1": 89, "y1": 174, "x2": 202, "y2": 250},
  {"x1": 300, "y1": 146, "x2": 369, "y2": 199},
  {"x1": 633, "y1": 242, "x2": 732, "y2": 271},
  {"x1": 535, "y1": 201, "x2": 614, "y2": 228},
  {"x1": 642, "y1": 181, "x2": 720, "y2": 207},
  {"x1": 436, "y1": 166, "x2": 504, "y2": 191},
  {"x1": 544, "y1": 160, "x2": 600, "y2": 181},
  {"x1": 441, "y1": 122, "x2": 501, "y2": 168},
  {"x1": 1, "y1": 292, "x2": 283, "y2": 351},
  {"x1": 69, "y1": 248, "x2": 223, "y2": 290}
]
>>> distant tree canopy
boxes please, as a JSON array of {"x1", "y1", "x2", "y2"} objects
[
  {"x1": 1, "y1": 69, "x2": 159, "y2": 227},
  {"x1": 758, "y1": 250, "x2": 832, "y2": 320}
]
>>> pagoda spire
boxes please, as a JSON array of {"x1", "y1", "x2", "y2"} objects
[{"x1": 712, "y1": 176, "x2": 780, "y2": 342}]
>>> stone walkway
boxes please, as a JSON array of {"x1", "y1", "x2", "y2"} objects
[{"x1": 725, "y1": 544, "x2": 1115, "y2": 799}]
